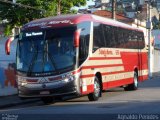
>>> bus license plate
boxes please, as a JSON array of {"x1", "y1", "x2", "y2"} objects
[{"x1": 40, "y1": 91, "x2": 50, "y2": 95}]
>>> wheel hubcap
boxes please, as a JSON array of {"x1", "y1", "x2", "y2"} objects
[
  {"x1": 134, "y1": 73, "x2": 138, "y2": 87},
  {"x1": 94, "y1": 80, "x2": 100, "y2": 97}
]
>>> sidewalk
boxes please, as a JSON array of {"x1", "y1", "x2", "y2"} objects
[{"x1": 0, "y1": 94, "x2": 39, "y2": 109}]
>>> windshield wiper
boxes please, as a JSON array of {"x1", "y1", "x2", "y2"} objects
[
  {"x1": 47, "y1": 51, "x2": 59, "y2": 74},
  {"x1": 42, "y1": 40, "x2": 59, "y2": 74},
  {"x1": 27, "y1": 46, "x2": 39, "y2": 76}
]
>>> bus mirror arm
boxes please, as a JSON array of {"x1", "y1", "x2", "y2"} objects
[
  {"x1": 5, "y1": 37, "x2": 14, "y2": 55},
  {"x1": 5, "y1": 35, "x2": 19, "y2": 55},
  {"x1": 74, "y1": 29, "x2": 81, "y2": 47}
]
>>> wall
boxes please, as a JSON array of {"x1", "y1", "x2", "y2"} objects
[
  {"x1": 152, "y1": 49, "x2": 160, "y2": 73},
  {"x1": 0, "y1": 37, "x2": 17, "y2": 96},
  {"x1": 151, "y1": 30, "x2": 160, "y2": 74}
]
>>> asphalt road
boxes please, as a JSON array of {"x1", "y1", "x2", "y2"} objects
[{"x1": 0, "y1": 76, "x2": 160, "y2": 120}]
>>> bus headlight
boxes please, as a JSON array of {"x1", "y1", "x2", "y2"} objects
[
  {"x1": 63, "y1": 74, "x2": 75, "y2": 83},
  {"x1": 21, "y1": 82, "x2": 28, "y2": 86},
  {"x1": 18, "y1": 77, "x2": 27, "y2": 86}
]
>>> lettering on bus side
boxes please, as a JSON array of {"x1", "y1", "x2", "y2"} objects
[
  {"x1": 99, "y1": 49, "x2": 120, "y2": 57},
  {"x1": 115, "y1": 50, "x2": 120, "y2": 55},
  {"x1": 99, "y1": 49, "x2": 113, "y2": 56}
]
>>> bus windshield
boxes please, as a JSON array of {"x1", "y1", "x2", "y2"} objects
[{"x1": 17, "y1": 27, "x2": 76, "y2": 76}]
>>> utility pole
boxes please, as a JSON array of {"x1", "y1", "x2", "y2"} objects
[
  {"x1": 147, "y1": 0, "x2": 152, "y2": 78},
  {"x1": 57, "y1": 0, "x2": 61, "y2": 15},
  {"x1": 112, "y1": 0, "x2": 116, "y2": 20},
  {"x1": 136, "y1": 0, "x2": 139, "y2": 27}
]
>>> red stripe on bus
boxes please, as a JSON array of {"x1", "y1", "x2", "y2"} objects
[
  {"x1": 72, "y1": 68, "x2": 81, "y2": 75},
  {"x1": 81, "y1": 64, "x2": 123, "y2": 69},
  {"x1": 138, "y1": 75, "x2": 148, "y2": 82},
  {"x1": 80, "y1": 70, "x2": 147, "y2": 79},
  {"x1": 80, "y1": 74, "x2": 95, "y2": 78},
  {"x1": 102, "y1": 71, "x2": 126, "y2": 76},
  {"x1": 81, "y1": 78, "x2": 133, "y2": 95},
  {"x1": 81, "y1": 75, "x2": 148, "y2": 95},
  {"x1": 80, "y1": 71, "x2": 125, "y2": 79},
  {"x1": 81, "y1": 84, "x2": 94, "y2": 95},
  {"x1": 89, "y1": 57, "x2": 121, "y2": 60},
  {"x1": 26, "y1": 79, "x2": 38, "y2": 83},
  {"x1": 103, "y1": 78, "x2": 133, "y2": 90},
  {"x1": 48, "y1": 76, "x2": 62, "y2": 81}
]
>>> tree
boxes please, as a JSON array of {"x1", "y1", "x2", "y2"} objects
[
  {"x1": 58, "y1": 0, "x2": 86, "y2": 14},
  {"x1": 0, "y1": 0, "x2": 49, "y2": 35},
  {"x1": 0, "y1": 0, "x2": 86, "y2": 36},
  {"x1": 152, "y1": 16, "x2": 160, "y2": 29}
]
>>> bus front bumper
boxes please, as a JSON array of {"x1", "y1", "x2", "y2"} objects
[{"x1": 18, "y1": 80, "x2": 79, "y2": 98}]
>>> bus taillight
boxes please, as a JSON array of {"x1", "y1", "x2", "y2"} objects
[
  {"x1": 74, "y1": 29, "x2": 81, "y2": 47},
  {"x1": 5, "y1": 37, "x2": 14, "y2": 55}
]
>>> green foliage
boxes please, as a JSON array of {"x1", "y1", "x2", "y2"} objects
[
  {"x1": 56, "y1": 0, "x2": 86, "y2": 14},
  {"x1": 152, "y1": 16, "x2": 160, "y2": 29},
  {"x1": 152, "y1": 22, "x2": 160, "y2": 29},
  {"x1": 0, "y1": 0, "x2": 86, "y2": 36},
  {"x1": 4, "y1": 24, "x2": 12, "y2": 36}
]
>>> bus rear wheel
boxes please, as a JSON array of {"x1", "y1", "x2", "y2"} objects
[
  {"x1": 41, "y1": 97, "x2": 54, "y2": 104},
  {"x1": 88, "y1": 76, "x2": 101, "y2": 101},
  {"x1": 124, "y1": 71, "x2": 138, "y2": 91}
]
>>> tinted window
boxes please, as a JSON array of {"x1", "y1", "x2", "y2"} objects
[
  {"x1": 92, "y1": 22, "x2": 145, "y2": 50},
  {"x1": 93, "y1": 23, "x2": 105, "y2": 51},
  {"x1": 17, "y1": 27, "x2": 76, "y2": 75},
  {"x1": 78, "y1": 21, "x2": 91, "y2": 66},
  {"x1": 138, "y1": 32, "x2": 145, "y2": 49}
]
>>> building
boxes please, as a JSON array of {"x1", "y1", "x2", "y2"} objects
[{"x1": 93, "y1": 10, "x2": 134, "y2": 24}]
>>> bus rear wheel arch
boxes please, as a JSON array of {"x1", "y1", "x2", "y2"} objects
[{"x1": 124, "y1": 71, "x2": 138, "y2": 91}]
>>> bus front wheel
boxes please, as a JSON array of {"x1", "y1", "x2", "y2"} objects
[{"x1": 88, "y1": 76, "x2": 101, "y2": 101}]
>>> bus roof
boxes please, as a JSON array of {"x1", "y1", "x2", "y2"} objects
[{"x1": 22, "y1": 14, "x2": 142, "y2": 32}]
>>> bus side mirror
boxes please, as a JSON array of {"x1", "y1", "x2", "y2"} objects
[
  {"x1": 74, "y1": 29, "x2": 81, "y2": 47},
  {"x1": 5, "y1": 37, "x2": 14, "y2": 55}
]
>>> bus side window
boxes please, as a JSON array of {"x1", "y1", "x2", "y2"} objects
[
  {"x1": 116, "y1": 27, "x2": 125, "y2": 48},
  {"x1": 141, "y1": 33, "x2": 145, "y2": 49},
  {"x1": 103, "y1": 24, "x2": 119, "y2": 48},
  {"x1": 93, "y1": 23, "x2": 105, "y2": 51},
  {"x1": 103, "y1": 25, "x2": 113, "y2": 48},
  {"x1": 138, "y1": 32, "x2": 145, "y2": 49},
  {"x1": 111, "y1": 26, "x2": 116, "y2": 47},
  {"x1": 123, "y1": 29, "x2": 128, "y2": 48},
  {"x1": 78, "y1": 21, "x2": 91, "y2": 66},
  {"x1": 127, "y1": 30, "x2": 133, "y2": 49},
  {"x1": 131, "y1": 31, "x2": 137, "y2": 49}
]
